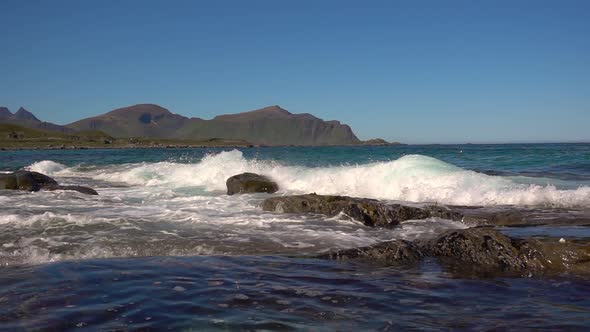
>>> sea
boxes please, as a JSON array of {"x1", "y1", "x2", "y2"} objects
[{"x1": 1, "y1": 144, "x2": 590, "y2": 331}]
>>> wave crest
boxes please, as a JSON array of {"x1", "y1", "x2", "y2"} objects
[{"x1": 27, "y1": 151, "x2": 590, "y2": 207}]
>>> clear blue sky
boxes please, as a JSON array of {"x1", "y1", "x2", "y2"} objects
[{"x1": 1, "y1": 0, "x2": 588, "y2": 143}]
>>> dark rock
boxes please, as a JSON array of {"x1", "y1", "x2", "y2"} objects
[
  {"x1": 44, "y1": 184, "x2": 99, "y2": 195},
  {"x1": 0, "y1": 171, "x2": 97, "y2": 195},
  {"x1": 420, "y1": 227, "x2": 548, "y2": 273},
  {"x1": 419, "y1": 227, "x2": 590, "y2": 276},
  {"x1": 316, "y1": 240, "x2": 423, "y2": 265},
  {"x1": 456, "y1": 206, "x2": 590, "y2": 227},
  {"x1": 314, "y1": 226, "x2": 590, "y2": 276},
  {"x1": 0, "y1": 171, "x2": 58, "y2": 191},
  {"x1": 261, "y1": 194, "x2": 462, "y2": 227},
  {"x1": 27, "y1": 171, "x2": 58, "y2": 187},
  {"x1": 0, "y1": 173, "x2": 18, "y2": 190},
  {"x1": 14, "y1": 171, "x2": 41, "y2": 191},
  {"x1": 226, "y1": 172, "x2": 278, "y2": 195}
]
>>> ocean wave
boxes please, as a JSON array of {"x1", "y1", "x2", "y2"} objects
[
  {"x1": 26, "y1": 151, "x2": 590, "y2": 207},
  {"x1": 26, "y1": 160, "x2": 68, "y2": 175}
]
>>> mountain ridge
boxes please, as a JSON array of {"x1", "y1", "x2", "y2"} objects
[
  {"x1": 2, "y1": 104, "x2": 360, "y2": 146},
  {"x1": 0, "y1": 107, "x2": 73, "y2": 133}
]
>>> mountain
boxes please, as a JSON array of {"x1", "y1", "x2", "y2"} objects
[
  {"x1": 0, "y1": 107, "x2": 73, "y2": 133},
  {"x1": 67, "y1": 104, "x2": 360, "y2": 145},
  {"x1": 67, "y1": 104, "x2": 189, "y2": 138}
]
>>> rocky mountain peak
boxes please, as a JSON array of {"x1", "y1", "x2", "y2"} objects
[
  {"x1": 14, "y1": 107, "x2": 40, "y2": 122},
  {"x1": 0, "y1": 107, "x2": 13, "y2": 119}
]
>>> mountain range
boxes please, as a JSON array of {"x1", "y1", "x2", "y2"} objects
[
  {"x1": 1, "y1": 104, "x2": 362, "y2": 146},
  {"x1": 0, "y1": 107, "x2": 74, "y2": 133}
]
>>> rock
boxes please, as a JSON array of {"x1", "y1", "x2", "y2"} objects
[
  {"x1": 316, "y1": 240, "x2": 423, "y2": 265},
  {"x1": 261, "y1": 194, "x2": 463, "y2": 227},
  {"x1": 0, "y1": 171, "x2": 98, "y2": 195},
  {"x1": 314, "y1": 226, "x2": 590, "y2": 276},
  {"x1": 421, "y1": 227, "x2": 590, "y2": 275},
  {"x1": 0, "y1": 171, "x2": 56, "y2": 191},
  {"x1": 0, "y1": 173, "x2": 18, "y2": 190},
  {"x1": 14, "y1": 171, "x2": 41, "y2": 191},
  {"x1": 457, "y1": 206, "x2": 590, "y2": 227},
  {"x1": 44, "y1": 184, "x2": 99, "y2": 195},
  {"x1": 420, "y1": 227, "x2": 548, "y2": 273},
  {"x1": 226, "y1": 172, "x2": 278, "y2": 195},
  {"x1": 28, "y1": 171, "x2": 59, "y2": 187}
]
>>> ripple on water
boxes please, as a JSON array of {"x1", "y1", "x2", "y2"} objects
[{"x1": 0, "y1": 256, "x2": 590, "y2": 331}]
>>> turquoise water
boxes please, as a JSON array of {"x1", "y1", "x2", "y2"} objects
[
  {"x1": 1, "y1": 144, "x2": 589, "y2": 330},
  {"x1": 4, "y1": 144, "x2": 590, "y2": 182}
]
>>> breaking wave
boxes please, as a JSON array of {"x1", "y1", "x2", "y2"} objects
[{"x1": 26, "y1": 150, "x2": 590, "y2": 207}]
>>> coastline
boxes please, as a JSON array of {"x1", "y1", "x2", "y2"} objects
[{"x1": 0, "y1": 140, "x2": 405, "y2": 151}]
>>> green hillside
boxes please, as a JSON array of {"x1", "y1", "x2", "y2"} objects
[{"x1": 0, "y1": 124, "x2": 251, "y2": 150}]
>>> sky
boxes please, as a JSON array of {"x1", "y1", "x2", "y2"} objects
[{"x1": 1, "y1": 0, "x2": 589, "y2": 144}]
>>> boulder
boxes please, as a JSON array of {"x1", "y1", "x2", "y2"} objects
[
  {"x1": 262, "y1": 194, "x2": 462, "y2": 227},
  {"x1": 0, "y1": 171, "x2": 57, "y2": 191},
  {"x1": 226, "y1": 172, "x2": 278, "y2": 195},
  {"x1": 0, "y1": 171, "x2": 98, "y2": 195}
]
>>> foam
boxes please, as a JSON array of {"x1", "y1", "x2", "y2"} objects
[
  {"x1": 25, "y1": 151, "x2": 590, "y2": 207},
  {"x1": 26, "y1": 160, "x2": 67, "y2": 175}
]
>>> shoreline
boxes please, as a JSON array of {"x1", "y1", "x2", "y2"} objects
[
  {"x1": 0, "y1": 142, "x2": 406, "y2": 151},
  {"x1": 3, "y1": 141, "x2": 589, "y2": 152}
]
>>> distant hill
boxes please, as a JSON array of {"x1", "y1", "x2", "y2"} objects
[
  {"x1": 360, "y1": 138, "x2": 404, "y2": 146},
  {"x1": 66, "y1": 104, "x2": 188, "y2": 138},
  {"x1": 0, "y1": 107, "x2": 73, "y2": 133},
  {"x1": 0, "y1": 123, "x2": 250, "y2": 150},
  {"x1": 67, "y1": 104, "x2": 360, "y2": 145}
]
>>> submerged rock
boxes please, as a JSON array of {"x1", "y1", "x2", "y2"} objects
[
  {"x1": 316, "y1": 240, "x2": 424, "y2": 265},
  {"x1": 420, "y1": 227, "x2": 548, "y2": 273},
  {"x1": 226, "y1": 172, "x2": 278, "y2": 195},
  {"x1": 0, "y1": 171, "x2": 98, "y2": 195},
  {"x1": 44, "y1": 184, "x2": 99, "y2": 196},
  {"x1": 318, "y1": 226, "x2": 590, "y2": 276},
  {"x1": 262, "y1": 194, "x2": 462, "y2": 227}
]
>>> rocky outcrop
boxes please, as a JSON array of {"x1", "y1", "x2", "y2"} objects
[
  {"x1": 316, "y1": 227, "x2": 590, "y2": 276},
  {"x1": 226, "y1": 173, "x2": 278, "y2": 195},
  {"x1": 262, "y1": 194, "x2": 463, "y2": 227},
  {"x1": 0, "y1": 171, "x2": 98, "y2": 195}
]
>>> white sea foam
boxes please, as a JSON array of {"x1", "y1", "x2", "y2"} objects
[
  {"x1": 26, "y1": 160, "x2": 68, "y2": 175},
  {"x1": 47, "y1": 150, "x2": 589, "y2": 208}
]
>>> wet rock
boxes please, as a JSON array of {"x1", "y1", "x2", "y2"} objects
[
  {"x1": 226, "y1": 172, "x2": 278, "y2": 195},
  {"x1": 316, "y1": 240, "x2": 423, "y2": 265},
  {"x1": 0, "y1": 173, "x2": 18, "y2": 190},
  {"x1": 528, "y1": 237, "x2": 590, "y2": 275},
  {"x1": 315, "y1": 227, "x2": 590, "y2": 276},
  {"x1": 420, "y1": 227, "x2": 548, "y2": 273},
  {"x1": 261, "y1": 194, "x2": 463, "y2": 227},
  {"x1": 421, "y1": 227, "x2": 590, "y2": 275},
  {"x1": 0, "y1": 171, "x2": 98, "y2": 195},
  {"x1": 457, "y1": 206, "x2": 590, "y2": 227},
  {"x1": 44, "y1": 184, "x2": 99, "y2": 196},
  {"x1": 28, "y1": 171, "x2": 59, "y2": 187},
  {"x1": 0, "y1": 171, "x2": 57, "y2": 191}
]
